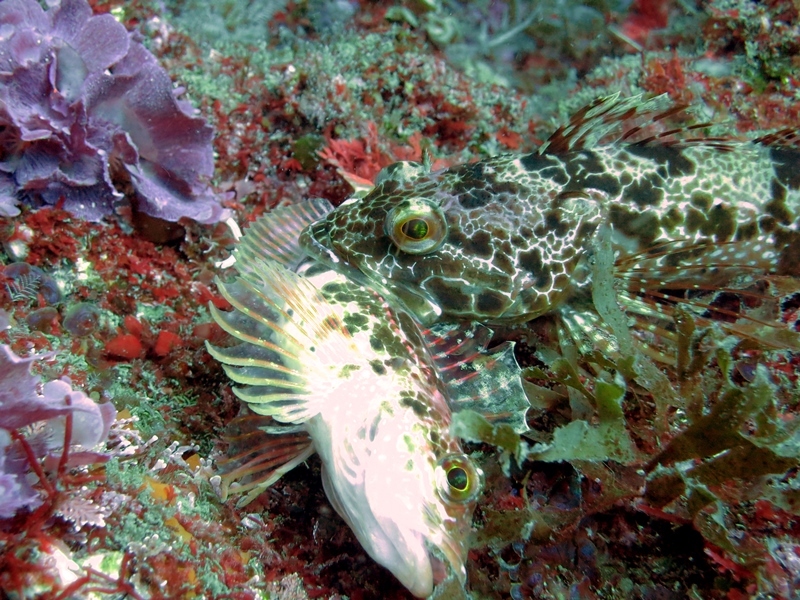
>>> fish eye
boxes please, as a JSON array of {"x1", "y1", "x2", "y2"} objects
[
  {"x1": 385, "y1": 199, "x2": 446, "y2": 255},
  {"x1": 436, "y1": 454, "x2": 483, "y2": 504},
  {"x1": 447, "y1": 466, "x2": 468, "y2": 490}
]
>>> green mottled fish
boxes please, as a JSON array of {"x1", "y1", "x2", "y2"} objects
[
  {"x1": 299, "y1": 94, "x2": 800, "y2": 355},
  {"x1": 207, "y1": 200, "x2": 502, "y2": 597}
]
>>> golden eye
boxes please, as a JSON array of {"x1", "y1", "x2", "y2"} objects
[
  {"x1": 436, "y1": 454, "x2": 483, "y2": 504},
  {"x1": 385, "y1": 199, "x2": 446, "y2": 255}
]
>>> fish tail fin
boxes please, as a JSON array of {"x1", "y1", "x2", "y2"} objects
[
  {"x1": 216, "y1": 412, "x2": 315, "y2": 507},
  {"x1": 206, "y1": 257, "x2": 354, "y2": 423}
]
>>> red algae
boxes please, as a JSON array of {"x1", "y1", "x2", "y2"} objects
[
  {"x1": 154, "y1": 330, "x2": 183, "y2": 357},
  {"x1": 105, "y1": 333, "x2": 144, "y2": 360}
]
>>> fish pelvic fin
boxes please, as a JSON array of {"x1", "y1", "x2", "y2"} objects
[
  {"x1": 216, "y1": 412, "x2": 315, "y2": 507},
  {"x1": 207, "y1": 256, "x2": 356, "y2": 424}
]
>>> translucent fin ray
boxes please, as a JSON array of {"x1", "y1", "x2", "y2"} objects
[
  {"x1": 423, "y1": 322, "x2": 530, "y2": 433},
  {"x1": 208, "y1": 258, "x2": 355, "y2": 424},
  {"x1": 216, "y1": 413, "x2": 315, "y2": 507},
  {"x1": 236, "y1": 198, "x2": 334, "y2": 270}
]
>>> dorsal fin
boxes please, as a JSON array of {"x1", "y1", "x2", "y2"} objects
[
  {"x1": 236, "y1": 198, "x2": 333, "y2": 270},
  {"x1": 753, "y1": 128, "x2": 800, "y2": 148},
  {"x1": 540, "y1": 93, "x2": 740, "y2": 155}
]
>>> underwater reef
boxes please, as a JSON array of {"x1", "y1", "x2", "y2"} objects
[{"x1": 1, "y1": 0, "x2": 800, "y2": 598}]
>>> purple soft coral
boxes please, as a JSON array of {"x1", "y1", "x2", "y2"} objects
[{"x1": 0, "y1": 0, "x2": 228, "y2": 224}]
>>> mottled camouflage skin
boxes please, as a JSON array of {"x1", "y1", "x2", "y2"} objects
[
  {"x1": 296, "y1": 263, "x2": 478, "y2": 597},
  {"x1": 300, "y1": 98, "x2": 800, "y2": 326},
  {"x1": 208, "y1": 200, "x2": 483, "y2": 597}
]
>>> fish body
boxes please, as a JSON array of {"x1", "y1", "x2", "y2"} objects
[
  {"x1": 299, "y1": 95, "x2": 800, "y2": 334},
  {"x1": 207, "y1": 201, "x2": 484, "y2": 597}
]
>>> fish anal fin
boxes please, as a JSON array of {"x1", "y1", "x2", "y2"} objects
[
  {"x1": 562, "y1": 273, "x2": 800, "y2": 371},
  {"x1": 216, "y1": 412, "x2": 315, "y2": 507}
]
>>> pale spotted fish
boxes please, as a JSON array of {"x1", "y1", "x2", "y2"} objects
[
  {"x1": 299, "y1": 94, "x2": 800, "y2": 355},
  {"x1": 206, "y1": 200, "x2": 496, "y2": 597}
]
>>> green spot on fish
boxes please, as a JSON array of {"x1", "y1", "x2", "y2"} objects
[
  {"x1": 338, "y1": 363, "x2": 361, "y2": 378},
  {"x1": 369, "y1": 335, "x2": 384, "y2": 352},
  {"x1": 370, "y1": 359, "x2": 387, "y2": 375},
  {"x1": 344, "y1": 312, "x2": 369, "y2": 333},
  {"x1": 400, "y1": 391, "x2": 429, "y2": 418}
]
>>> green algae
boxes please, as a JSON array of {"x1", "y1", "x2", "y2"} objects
[
  {"x1": 452, "y1": 410, "x2": 526, "y2": 475},
  {"x1": 104, "y1": 454, "x2": 265, "y2": 597},
  {"x1": 527, "y1": 374, "x2": 640, "y2": 464}
]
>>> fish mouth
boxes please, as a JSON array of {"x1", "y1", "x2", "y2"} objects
[
  {"x1": 300, "y1": 220, "x2": 444, "y2": 326},
  {"x1": 428, "y1": 533, "x2": 467, "y2": 588},
  {"x1": 394, "y1": 530, "x2": 466, "y2": 597}
]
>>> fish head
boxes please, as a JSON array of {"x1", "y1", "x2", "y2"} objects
[
  {"x1": 300, "y1": 158, "x2": 604, "y2": 325},
  {"x1": 321, "y1": 426, "x2": 483, "y2": 598}
]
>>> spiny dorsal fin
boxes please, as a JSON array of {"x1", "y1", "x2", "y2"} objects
[
  {"x1": 540, "y1": 93, "x2": 740, "y2": 155},
  {"x1": 236, "y1": 198, "x2": 333, "y2": 270}
]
